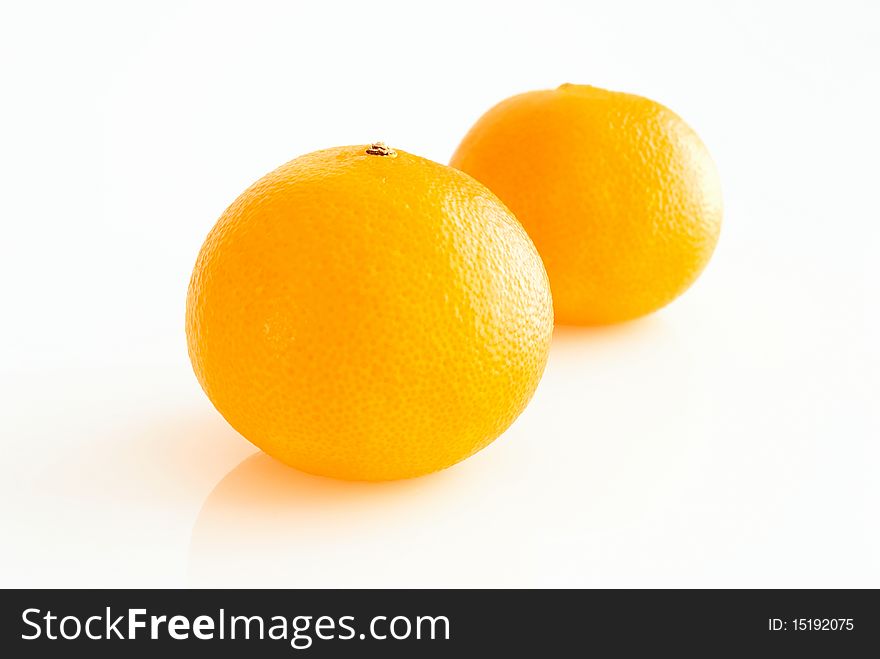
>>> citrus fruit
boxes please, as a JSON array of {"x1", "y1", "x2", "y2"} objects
[
  {"x1": 186, "y1": 143, "x2": 553, "y2": 481},
  {"x1": 450, "y1": 84, "x2": 723, "y2": 325}
]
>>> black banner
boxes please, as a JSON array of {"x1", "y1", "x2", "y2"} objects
[{"x1": 1, "y1": 589, "x2": 877, "y2": 656}]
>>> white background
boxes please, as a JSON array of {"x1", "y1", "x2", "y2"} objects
[{"x1": 1, "y1": 0, "x2": 877, "y2": 587}]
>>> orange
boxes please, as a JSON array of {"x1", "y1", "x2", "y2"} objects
[
  {"x1": 451, "y1": 84, "x2": 723, "y2": 325},
  {"x1": 186, "y1": 143, "x2": 553, "y2": 481}
]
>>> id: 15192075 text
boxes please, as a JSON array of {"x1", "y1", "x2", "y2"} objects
[{"x1": 768, "y1": 619, "x2": 854, "y2": 631}]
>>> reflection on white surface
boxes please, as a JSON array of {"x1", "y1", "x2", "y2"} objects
[
  {"x1": 0, "y1": 400, "x2": 253, "y2": 588},
  {"x1": 189, "y1": 453, "x2": 475, "y2": 588}
]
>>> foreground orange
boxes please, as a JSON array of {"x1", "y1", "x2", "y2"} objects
[
  {"x1": 186, "y1": 144, "x2": 553, "y2": 481},
  {"x1": 451, "y1": 84, "x2": 723, "y2": 325}
]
